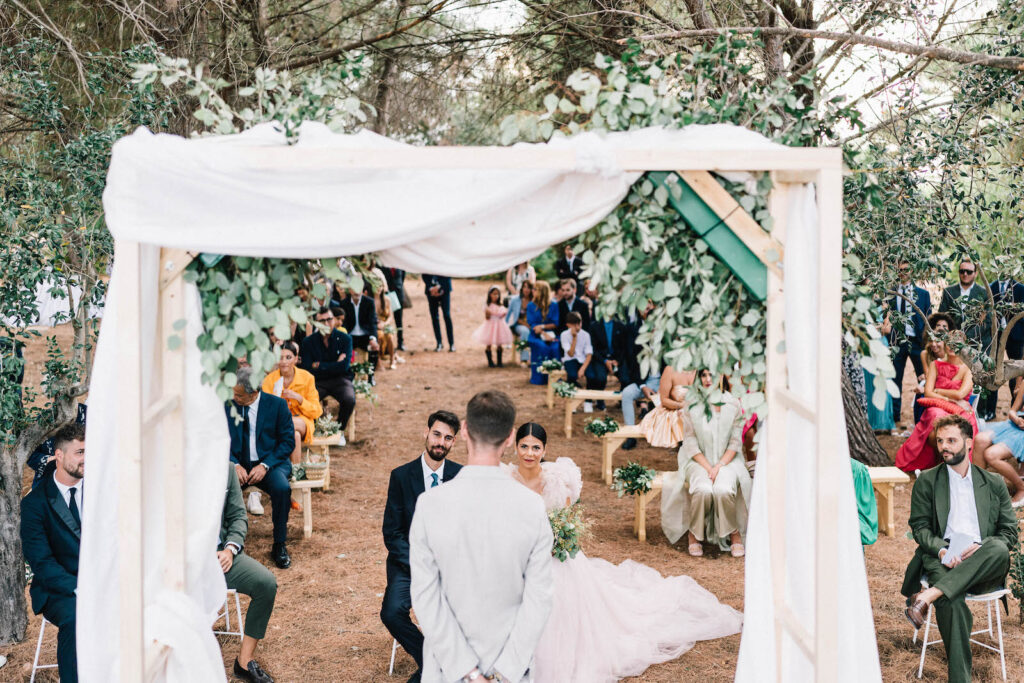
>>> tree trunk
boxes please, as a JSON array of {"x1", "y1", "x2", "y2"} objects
[
  {"x1": 843, "y1": 370, "x2": 892, "y2": 466},
  {"x1": 0, "y1": 444, "x2": 28, "y2": 644}
]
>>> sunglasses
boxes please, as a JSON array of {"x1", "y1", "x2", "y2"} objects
[
  {"x1": 959, "y1": 269, "x2": 975, "y2": 275},
  {"x1": 898, "y1": 267, "x2": 911, "y2": 273}
]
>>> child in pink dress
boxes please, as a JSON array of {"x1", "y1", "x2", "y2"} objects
[{"x1": 471, "y1": 285, "x2": 514, "y2": 367}]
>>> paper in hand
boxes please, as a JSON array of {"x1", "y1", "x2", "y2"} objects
[{"x1": 943, "y1": 532, "x2": 976, "y2": 567}]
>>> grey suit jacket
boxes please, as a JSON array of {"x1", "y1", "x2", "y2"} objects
[{"x1": 410, "y1": 465, "x2": 554, "y2": 683}]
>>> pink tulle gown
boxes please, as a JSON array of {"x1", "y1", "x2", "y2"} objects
[
  {"x1": 895, "y1": 359, "x2": 979, "y2": 473},
  {"x1": 505, "y1": 458, "x2": 744, "y2": 682},
  {"x1": 471, "y1": 303, "x2": 514, "y2": 346}
]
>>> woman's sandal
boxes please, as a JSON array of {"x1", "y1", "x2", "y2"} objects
[
  {"x1": 687, "y1": 543, "x2": 703, "y2": 557},
  {"x1": 730, "y1": 543, "x2": 745, "y2": 558}
]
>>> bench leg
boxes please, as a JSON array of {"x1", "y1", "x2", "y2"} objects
[
  {"x1": 564, "y1": 399, "x2": 584, "y2": 438},
  {"x1": 603, "y1": 438, "x2": 625, "y2": 485},
  {"x1": 546, "y1": 382, "x2": 556, "y2": 410},
  {"x1": 320, "y1": 446, "x2": 331, "y2": 492},
  {"x1": 302, "y1": 489, "x2": 313, "y2": 539},
  {"x1": 878, "y1": 484, "x2": 895, "y2": 537},
  {"x1": 345, "y1": 406, "x2": 356, "y2": 444},
  {"x1": 636, "y1": 494, "x2": 647, "y2": 543}
]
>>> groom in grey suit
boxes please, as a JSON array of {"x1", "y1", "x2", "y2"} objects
[{"x1": 410, "y1": 390, "x2": 554, "y2": 683}]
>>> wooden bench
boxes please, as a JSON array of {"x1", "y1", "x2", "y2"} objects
[
  {"x1": 601, "y1": 424, "x2": 647, "y2": 485},
  {"x1": 290, "y1": 478, "x2": 325, "y2": 539},
  {"x1": 543, "y1": 369, "x2": 567, "y2": 409},
  {"x1": 632, "y1": 472, "x2": 664, "y2": 543},
  {"x1": 868, "y1": 466, "x2": 910, "y2": 537},
  {"x1": 562, "y1": 389, "x2": 624, "y2": 438},
  {"x1": 307, "y1": 433, "x2": 341, "y2": 491}
]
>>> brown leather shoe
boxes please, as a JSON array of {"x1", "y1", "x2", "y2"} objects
[{"x1": 905, "y1": 592, "x2": 929, "y2": 629}]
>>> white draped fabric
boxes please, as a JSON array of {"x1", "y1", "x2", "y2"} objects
[{"x1": 80, "y1": 122, "x2": 879, "y2": 681}]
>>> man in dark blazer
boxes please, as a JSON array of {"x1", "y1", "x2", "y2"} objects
[
  {"x1": 381, "y1": 410, "x2": 463, "y2": 682},
  {"x1": 554, "y1": 243, "x2": 583, "y2": 285},
  {"x1": 340, "y1": 288, "x2": 380, "y2": 383},
  {"x1": 300, "y1": 306, "x2": 356, "y2": 436},
  {"x1": 889, "y1": 262, "x2": 932, "y2": 423},
  {"x1": 981, "y1": 277, "x2": 1024, "y2": 418},
  {"x1": 556, "y1": 279, "x2": 591, "y2": 335},
  {"x1": 227, "y1": 366, "x2": 296, "y2": 569},
  {"x1": 21, "y1": 423, "x2": 86, "y2": 683},
  {"x1": 422, "y1": 274, "x2": 454, "y2": 352},
  {"x1": 939, "y1": 259, "x2": 994, "y2": 357},
  {"x1": 902, "y1": 415, "x2": 1017, "y2": 683}
]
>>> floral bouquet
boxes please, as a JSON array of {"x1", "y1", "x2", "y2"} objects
[
  {"x1": 612, "y1": 462, "x2": 657, "y2": 498},
  {"x1": 315, "y1": 414, "x2": 342, "y2": 437},
  {"x1": 584, "y1": 416, "x2": 619, "y2": 437},
  {"x1": 514, "y1": 338, "x2": 529, "y2": 352},
  {"x1": 549, "y1": 503, "x2": 587, "y2": 562},
  {"x1": 553, "y1": 380, "x2": 577, "y2": 398},
  {"x1": 538, "y1": 358, "x2": 563, "y2": 374},
  {"x1": 351, "y1": 360, "x2": 374, "y2": 377},
  {"x1": 354, "y1": 378, "x2": 379, "y2": 405}
]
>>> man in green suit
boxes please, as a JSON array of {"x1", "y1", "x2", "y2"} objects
[
  {"x1": 902, "y1": 414, "x2": 1018, "y2": 682},
  {"x1": 220, "y1": 462, "x2": 279, "y2": 683}
]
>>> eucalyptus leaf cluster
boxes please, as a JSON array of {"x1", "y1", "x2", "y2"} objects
[
  {"x1": 553, "y1": 381, "x2": 578, "y2": 398},
  {"x1": 583, "y1": 416, "x2": 619, "y2": 438},
  {"x1": 548, "y1": 503, "x2": 587, "y2": 562},
  {"x1": 612, "y1": 461, "x2": 657, "y2": 498}
]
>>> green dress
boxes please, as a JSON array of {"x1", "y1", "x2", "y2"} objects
[{"x1": 850, "y1": 458, "x2": 878, "y2": 546}]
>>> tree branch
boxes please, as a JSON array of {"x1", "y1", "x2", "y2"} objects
[{"x1": 626, "y1": 26, "x2": 1024, "y2": 72}]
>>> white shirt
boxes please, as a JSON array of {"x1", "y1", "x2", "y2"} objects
[
  {"x1": 350, "y1": 297, "x2": 368, "y2": 336},
  {"x1": 959, "y1": 283, "x2": 975, "y2": 298},
  {"x1": 944, "y1": 465, "x2": 982, "y2": 544},
  {"x1": 246, "y1": 393, "x2": 261, "y2": 465},
  {"x1": 53, "y1": 472, "x2": 83, "y2": 521},
  {"x1": 560, "y1": 328, "x2": 593, "y2": 364},
  {"x1": 898, "y1": 284, "x2": 915, "y2": 337},
  {"x1": 420, "y1": 453, "x2": 446, "y2": 491}
]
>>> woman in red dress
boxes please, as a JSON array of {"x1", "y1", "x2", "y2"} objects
[{"x1": 895, "y1": 313, "x2": 978, "y2": 472}]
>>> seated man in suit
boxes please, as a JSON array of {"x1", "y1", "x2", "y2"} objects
[
  {"x1": 555, "y1": 278, "x2": 591, "y2": 336},
  {"x1": 21, "y1": 423, "x2": 86, "y2": 683},
  {"x1": 619, "y1": 308, "x2": 661, "y2": 450},
  {"x1": 381, "y1": 410, "x2": 463, "y2": 683},
  {"x1": 903, "y1": 414, "x2": 1017, "y2": 683},
  {"x1": 227, "y1": 366, "x2": 296, "y2": 569},
  {"x1": 300, "y1": 306, "x2": 356, "y2": 443},
  {"x1": 340, "y1": 287, "x2": 380, "y2": 384},
  {"x1": 218, "y1": 461, "x2": 279, "y2": 683},
  {"x1": 588, "y1": 315, "x2": 628, "y2": 401}
]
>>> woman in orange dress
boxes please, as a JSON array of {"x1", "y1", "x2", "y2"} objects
[
  {"x1": 262, "y1": 341, "x2": 322, "y2": 464},
  {"x1": 895, "y1": 313, "x2": 978, "y2": 472},
  {"x1": 640, "y1": 365, "x2": 697, "y2": 447}
]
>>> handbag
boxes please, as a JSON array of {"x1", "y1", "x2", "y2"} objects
[{"x1": 386, "y1": 290, "x2": 401, "y2": 313}]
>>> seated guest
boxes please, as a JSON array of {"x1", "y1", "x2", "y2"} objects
[
  {"x1": 218, "y1": 461, "x2": 279, "y2": 683},
  {"x1": 559, "y1": 312, "x2": 593, "y2": 391},
  {"x1": 289, "y1": 285, "x2": 313, "y2": 345},
  {"x1": 618, "y1": 314, "x2": 659, "y2": 450},
  {"x1": 300, "y1": 307, "x2": 356, "y2": 442},
  {"x1": 974, "y1": 380, "x2": 1024, "y2": 506},
  {"x1": 505, "y1": 280, "x2": 534, "y2": 366},
  {"x1": 587, "y1": 316, "x2": 626, "y2": 404},
  {"x1": 896, "y1": 313, "x2": 978, "y2": 473},
  {"x1": 21, "y1": 424, "x2": 86, "y2": 683},
  {"x1": 554, "y1": 243, "x2": 583, "y2": 285},
  {"x1": 505, "y1": 261, "x2": 536, "y2": 297},
  {"x1": 555, "y1": 278, "x2": 590, "y2": 335},
  {"x1": 227, "y1": 367, "x2": 296, "y2": 569},
  {"x1": 526, "y1": 281, "x2": 560, "y2": 385},
  {"x1": 376, "y1": 287, "x2": 403, "y2": 369},
  {"x1": 661, "y1": 370, "x2": 750, "y2": 558},
  {"x1": 903, "y1": 415, "x2": 1016, "y2": 683},
  {"x1": 28, "y1": 402, "x2": 87, "y2": 489},
  {"x1": 639, "y1": 364, "x2": 696, "y2": 448},
  {"x1": 381, "y1": 410, "x2": 463, "y2": 682},
  {"x1": 340, "y1": 287, "x2": 380, "y2": 382},
  {"x1": 261, "y1": 341, "x2": 322, "y2": 465}
]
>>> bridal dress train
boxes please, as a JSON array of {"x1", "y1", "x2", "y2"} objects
[{"x1": 506, "y1": 457, "x2": 743, "y2": 682}]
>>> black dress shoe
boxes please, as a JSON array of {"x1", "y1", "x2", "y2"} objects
[
  {"x1": 271, "y1": 543, "x2": 291, "y2": 569},
  {"x1": 449, "y1": 345, "x2": 456, "y2": 352},
  {"x1": 397, "y1": 343, "x2": 407, "y2": 352},
  {"x1": 621, "y1": 438, "x2": 638, "y2": 451},
  {"x1": 234, "y1": 658, "x2": 274, "y2": 683}
]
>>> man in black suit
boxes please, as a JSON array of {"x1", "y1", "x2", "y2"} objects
[
  {"x1": 340, "y1": 287, "x2": 380, "y2": 383},
  {"x1": 982, "y1": 276, "x2": 1024, "y2": 418},
  {"x1": 21, "y1": 423, "x2": 86, "y2": 683},
  {"x1": 227, "y1": 366, "x2": 296, "y2": 569},
  {"x1": 939, "y1": 258, "x2": 994, "y2": 357},
  {"x1": 554, "y1": 243, "x2": 583, "y2": 285},
  {"x1": 889, "y1": 261, "x2": 932, "y2": 424},
  {"x1": 556, "y1": 279, "x2": 591, "y2": 335},
  {"x1": 300, "y1": 307, "x2": 356, "y2": 439},
  {"x1": 381, "y1": 410, "x2": 463, "y2": 682},
  {"x1": 422, "y1": 274, "x2": 454, "y2": 352}
]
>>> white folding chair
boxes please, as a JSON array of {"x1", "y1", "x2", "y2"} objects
[
  {"x1": 913, "y1": 579, "x2": 1009, "y2": 680},
  {"x1": 30, "y1": 617, "x2": 58, "y2": 682},
  {"x1": 213, "y1": 589, "x2": 244, "y2": 641},
  {"x1": 388, "y1": 638, "x2": 399, "y2": 676}
]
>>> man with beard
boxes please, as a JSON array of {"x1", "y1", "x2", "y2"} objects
[
  {"x1": 381, "y1": 410, "x2": 463, "y2": 682},
  {"x1": 902, "y1": 414, "x2": 1017, "y2": 682}
]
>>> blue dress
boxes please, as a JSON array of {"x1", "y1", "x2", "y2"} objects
[
  {"x1": 864, "y1": 337, "x2": 895, "y2": 431},
  {"x1": 988, "y1": 420, "x2": 1024, "y2": 462},
  {"x1": 526, "y1": 300, "x2": 560, "y2": 385}
]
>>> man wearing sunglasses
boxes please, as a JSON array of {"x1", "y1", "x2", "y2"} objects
[
  {"x1": 889, "y1": 261, "x2": 931, "y2": 426},
  {"x1": 939, "y1": 259, "x2": 994, "y2": 380}
]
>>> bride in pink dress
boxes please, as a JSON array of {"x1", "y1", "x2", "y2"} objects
[
  {"x1": 895, "y1": 313, "x2": 978, "y2": 473},
  {"x1": 504, "y1": 422, "x2": 743, "y2": 682}
]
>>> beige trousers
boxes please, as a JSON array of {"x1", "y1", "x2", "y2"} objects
[{"x1": 684, "y1": 460, "x2": 740, "y2": 542}]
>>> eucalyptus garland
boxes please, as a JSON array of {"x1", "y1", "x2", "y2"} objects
[
  {"x1": 612, "y1": 462, "x2": 658, "y2": 498},
  {"x1": 538, "y1": 359, "x2": 564, "y2": 373},
  {"x1": 584, "y1": 416, "x2": 619, "y2": 437},
  {"x1": 553, "y1": 381, "x2": 578, "y2": 398}
]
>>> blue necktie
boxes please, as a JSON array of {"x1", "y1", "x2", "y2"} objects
[{"x1": 430, "y1": 473, "x2": 439, "y2": 488}]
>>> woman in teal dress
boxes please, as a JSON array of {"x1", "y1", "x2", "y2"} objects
[{"x1": 864, "y1": 308, "x2": 895, "y2": 432}]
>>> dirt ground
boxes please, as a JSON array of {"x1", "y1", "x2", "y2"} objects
[{"x1": 6, "y1": 277, "x2": 1024, "y2": 682}]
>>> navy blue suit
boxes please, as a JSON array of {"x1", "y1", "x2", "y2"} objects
[
  {"x1": 381, "y1": 456, "x2": 462, "y2": 671},
  {"x1": 21, "y1": 461, "x2": 81, "y2": 682},
  {"x1": 227, "y1": 392, "x2": 294, "y2": 543},
  {"x1": 889, "y1": 285, "x2": 932, "y2": 418},
  {"x1": 422, "y1": 274, "x2": 454, "y2": 348}
]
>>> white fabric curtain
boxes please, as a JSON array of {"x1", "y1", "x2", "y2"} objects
[{"x1": 80, "y1": 122, "x2": 879, "y2": 681}]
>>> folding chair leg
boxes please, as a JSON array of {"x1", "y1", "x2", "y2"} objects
[
  {"x1": 30, "y1": 618, "x2": 46, "y2": 683},
  {"x1": 234, "y1": 590, "x2": 244, "y2": 641},
  {"x1": 388, "y1": 638, "x2": 398, "y2": 676},
  {"x1": 917, "y1": 605, "x2": 933, "y2": 679},
  {"x1": 995, "y1": 599, "x2": 1006, "y2": 681}
]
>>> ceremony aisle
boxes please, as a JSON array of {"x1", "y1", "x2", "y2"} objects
[{"x1": 11, "y1": 278, "x2": 1024, "y2": 681}]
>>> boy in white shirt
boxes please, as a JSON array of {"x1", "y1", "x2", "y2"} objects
[{"x1": 560, "y1": 312, "x2": 594, "y2": 411}]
